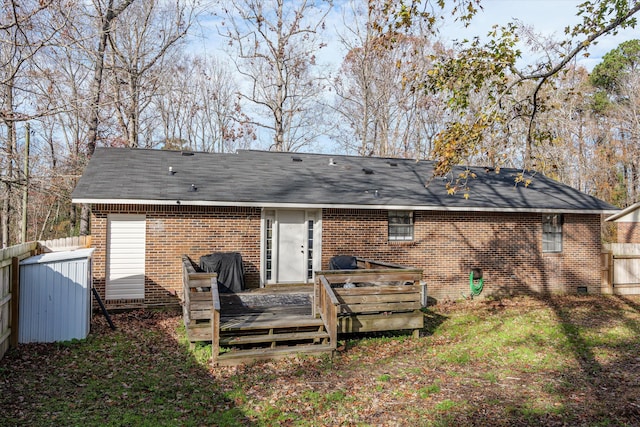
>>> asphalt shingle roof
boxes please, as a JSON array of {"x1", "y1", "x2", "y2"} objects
[{"x1": 71, "y1": 147, "x2": 618, "y2": 213}]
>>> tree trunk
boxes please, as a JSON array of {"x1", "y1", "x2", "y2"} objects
[
  {"x1": 69, "y1": 203, "x2": 76, "y2": 234},
  {"x1": 127, "y1": 73, "x2": 139, "y2": 147},
  {"x1": 82, "y1": 0, "x2": 135, "y2": 235},
  {"x1": 1, "y1": 83, "x2": 16, "y2": 248},
  {"x1": 273, "y1": 0, "x2": 285, "y2": 152}
]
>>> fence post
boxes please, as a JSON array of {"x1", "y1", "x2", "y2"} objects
[
  {"x1": 10, "y1": 257, "x2": 19, "y2": 347},
  {"x1": 608, "y1": 252, "x2": 614, "y2": 292}
]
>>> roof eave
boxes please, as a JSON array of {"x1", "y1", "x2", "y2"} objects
[
  {"x1": 71, "y1": 198, "x2": 618, "y2": 215},
  {"x1": 604, "y1": 202, "x2": 639, "y2": 221}
]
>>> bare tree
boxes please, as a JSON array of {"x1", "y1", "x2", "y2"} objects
[
  {"x1": 372, "y1": 0, "x2": 640, "y2": 183},
  {"x1": 105, "y1": 0, "x2": 193, "y2": 148},
  {"x1": 221, "y1": 0, "x2": 332, "y2": 151},
  {"x1": 74, "y1": 0, "x2": 136, "y2": 236},
  {"x1": 331, "y1": 0, "x2": 447, "y2": 158},
  {"x1": 0, "y1": 0, "x2": 61, "y2": 247},
  {"x1": 615, "y1": 71, "x2": 640, "y2": 206},
  {"x1": 85, "y1": 0, "x2": 136, "y2": 156},
  {"x1": 153, "y1": 54, "x2": 256, "y2": 152}
]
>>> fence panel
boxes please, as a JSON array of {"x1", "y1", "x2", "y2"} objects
[
  {"x1": 38, "y1": 235, "x2": 92, "y2": 252},
  {"x1": 0, "y1": 242, "x2": 38, "y2": 359},
  {"x1": 602, "y1": 244, "x2": 640, "y2": 295}
]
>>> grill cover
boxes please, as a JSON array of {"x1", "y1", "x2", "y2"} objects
[
  {"x1": 199, "y1": 252, "x2": 245, "y2": 293},
  {"x1": 329, "y1": 255, "x2": 358, "y2": 270}
]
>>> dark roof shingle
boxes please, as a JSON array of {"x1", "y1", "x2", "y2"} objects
[{"x1": 71, "y1": 148, "x2": 618, "y2": 213}]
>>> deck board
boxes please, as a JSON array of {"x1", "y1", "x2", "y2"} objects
[
  {"x1": 220, "y1": 313, "x2": 323, "y2": 331},
  {"x1": 216, "y1": 343, "x2": 334, "y2": 366}
]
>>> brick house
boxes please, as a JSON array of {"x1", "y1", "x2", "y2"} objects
[
  {"x1": 605, "y1": 202, "x2": 640, "y2": 243},
  {"x1": 72, "y1": 148, "x2": 618, "y2": 309}
]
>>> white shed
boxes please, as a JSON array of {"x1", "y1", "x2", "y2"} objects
[{"x1": 18, "y1": 248, "x2": 94, "y2": 343}]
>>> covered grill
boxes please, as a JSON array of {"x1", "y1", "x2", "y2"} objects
[{"x1": 199, "y1": 252, "x2": 245, "y2": 293}]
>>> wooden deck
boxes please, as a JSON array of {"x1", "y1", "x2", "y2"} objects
[
  {"x1": 181, "y1": 255, "x2": 425, "y2": 366},
  {"x1": 182, "y1": 255, "x2": 332, "y2": 366}
]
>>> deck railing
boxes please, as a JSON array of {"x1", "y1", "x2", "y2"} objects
[
  {"x1": 181, "y1": 256, "x2": 219, "y2": 354},
  {"x1": 315, "y1": 263, "x2": 424, "y2": 337},
  {"x1": 210, "y1": 278, "x2": 220, "y2": 365},
  {"x1": 317, "y1": 268, "x2": 423, "y2": 287},
  {"x1": 354, "y1": 257, "x2": 408, "y2": 270},
  {"x1": 316, "y1": 275, "x2": 339, "y2": 350}
]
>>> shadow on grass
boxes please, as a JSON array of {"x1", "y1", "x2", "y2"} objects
[
  {"x1": 0, "y1": 309, "x2": 255, "y2": 427},
  {"x1": 443, "y1": 214, "x2": 640, "y2": 424},
  {"x1": 422, "y1": 307, "x2": 449, "y2": 336},
  {"x1": 424, "y1": 295, "x2": 640, "y2": 426}
]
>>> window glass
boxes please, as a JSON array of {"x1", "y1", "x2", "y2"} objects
[
  {"x1": 542, "y1": 214, "x2": 562, "y2": 253},
  {"x1": 307, "y1": 220, "x2": 314, "y2": 279},
  {"x1": 265, "y1": 218, "x2": 273, "y2": 280},
  {"x1": 389, "y1": 211, "x2": 414, "y2": 241}
]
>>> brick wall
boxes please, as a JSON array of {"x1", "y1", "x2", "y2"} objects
[
  {"x1": 321, "y1": 209, "x2": 602, "y2": 301},
  {"x1": 91, "y1": 205, "x2": 603, "y2": 309},
  {"x1": 616, "y1": 222, "x2": 640, "y2": 243},
  {"x1": 91, "y1": 204, "x2": 261, "y2": 309}
]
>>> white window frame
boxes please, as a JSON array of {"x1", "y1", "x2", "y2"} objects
[
  {"x1": 388, "y1": 210, "x2": 414, "y2": 242},
  {"x1": 542, "y1": 213, "x2": 563, "y2": 253}
]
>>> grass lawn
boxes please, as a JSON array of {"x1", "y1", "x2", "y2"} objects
[{"x1": 2, "y1": 295, "x2": 640, "y2": 426}]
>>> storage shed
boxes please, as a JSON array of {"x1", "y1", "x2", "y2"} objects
[{"x1": 18, "y1": 248, "x2": 94, "y2": 343}]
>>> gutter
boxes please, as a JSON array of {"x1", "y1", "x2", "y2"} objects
[{"x1": 71, "y1": 198, "x2": 619, "y2": 216}]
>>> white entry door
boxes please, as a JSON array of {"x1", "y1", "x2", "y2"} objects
[
  {"x1": 263, "y1": 209, "x2": 321, "y2": 285},
  {"x1": 277, "y1": 210, "x2": 307, "y2": 283}
]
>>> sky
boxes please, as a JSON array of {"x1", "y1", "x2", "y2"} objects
[
  {"x1": 440, "y1": 0, "x2": 637, "y2": 70},
  {"x1": 189, "y1": 0, "x2": 638, "y2": 152},
  {"x1": 193, "y1": 0, "x2": 637, "y2": 71}
]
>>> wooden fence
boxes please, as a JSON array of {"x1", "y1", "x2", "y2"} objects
[
  {"x1": 601, "y1": 243, "x2": 640, "y2": 295},
  {"x1": 0, "y1": 236, "x2": 92, "y2": 360},
  {"x1": 0, "y1": 242, "x2": 38, "y2": 360},
  {"x1": 38, "y1": 236, "x2": 92, "y2": 253}
]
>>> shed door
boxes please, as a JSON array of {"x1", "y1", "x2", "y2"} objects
[{"x1": 107, "y1": 214, "x2": 146, "y2": 300}]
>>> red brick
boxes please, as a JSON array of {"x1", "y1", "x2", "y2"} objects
[{"x1": 91, "y1": 205, "x2": 603, "y2": 309}]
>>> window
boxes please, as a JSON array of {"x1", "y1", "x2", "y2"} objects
[
  {"x1": 542, "y1": 214, "x2": 562, "y2": 253},
  {"x1": 265, "y1": 218, "x2": 273, "y2": 280},
  {"x1": 307, "y1": 220, "x2": 314, "y2": 279},
  {"x1": 388, "y1": 211, "x2": 414, "y2": 241}
]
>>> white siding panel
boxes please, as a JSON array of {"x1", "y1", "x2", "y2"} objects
[
  {"x1": 614, "y1": 210, "x2": 640, "y2": 223},
  {"x1": 107, "y1": 215, "x2": 146, "y2": 300}
]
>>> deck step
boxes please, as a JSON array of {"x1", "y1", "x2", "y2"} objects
[
  {"x1": 219, "y1": 330, "x2": 329, "y2": 346},
  {"x1": 220, "y1": 315, "x2": 325, "y2": 332},
  {"x1": 220, "y1": 304, "x2": 311, "y2": 317},
  {"x1": 215, "y1": 343, "x2": 334, "y2": 366}
]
